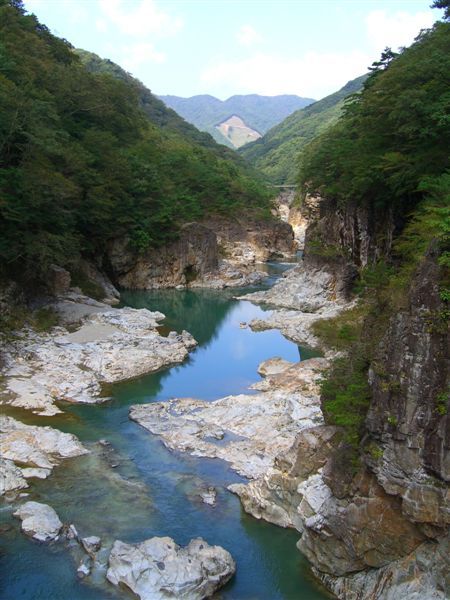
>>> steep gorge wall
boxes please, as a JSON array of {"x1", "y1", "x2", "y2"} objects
[
  {"x1": 299, "y1": 199, "x2": 449, "y2": 597},
  {"x1": 303, "y1": 196, "x2": 397, "y2": 298},
  {"x1": 107, "y1": 218, "x2": 294, "y2": 289},
  {"x1": 237, "y1": 196, "x2": 448, "y2": 599}
]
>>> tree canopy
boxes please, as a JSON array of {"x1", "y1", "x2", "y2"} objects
[{"x1": 0, "y1": 0, "x2": 271, "y2": 285}]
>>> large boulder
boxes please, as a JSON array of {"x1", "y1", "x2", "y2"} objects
[
  {"x1": 106, "y1": 536, "x2": 235, "y2": 599},
  {"x1": 13, "y1": 501, "x2": 63, "y2": 542}
]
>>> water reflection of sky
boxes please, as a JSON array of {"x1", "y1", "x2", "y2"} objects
[{"x1": 0, "y1": 273, "x2": 328, "y2": 600}]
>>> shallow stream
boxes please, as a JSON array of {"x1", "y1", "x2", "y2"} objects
[{"x1": 0, "y1": 263, "x2": 330, "y2": 600}]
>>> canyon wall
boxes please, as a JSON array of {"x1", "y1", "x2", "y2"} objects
[{"x1": 107, "y1": 218, "x2": 295, "y2": 289}]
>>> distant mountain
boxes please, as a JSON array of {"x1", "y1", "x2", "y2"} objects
[
  {"x1": 239, "y1": 75, "x2": 368, "y2": 184},
  {"x1": 159, "y1": 94, "x2": 315, "y2": 148}
]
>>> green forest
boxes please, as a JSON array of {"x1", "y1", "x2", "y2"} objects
[
  {"x1": 0, "y1": 0, "x2": 271, "y2": 286},
  {"x1": 240, "y1": 75, "x2": 367, "y2": 184},
  {"x1": 300, "y1": 15, "x2": 450, "y2": 449}
]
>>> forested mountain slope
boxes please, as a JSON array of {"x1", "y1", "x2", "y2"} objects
[
  {"x1": 292, "y1": 17, "x2": 449, "y2": 597},
  {"x1": 159, "y1": 93, "x2": 315, "y2": 148},
  {"x1": 0, "y1": 1, "x2": 271, "y2": 288},
  {"x1": 239, "y1": 75, "x2": 367, "y2": 184}
]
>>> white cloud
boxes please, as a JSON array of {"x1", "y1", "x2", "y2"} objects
[
  {"x1": 237, "y1": 25, "x2": 262, "y2": 47},
  {"x1": 201, "y1": 50, "x2": 370, "y2": 100},
  {"x1": 99, "y1": 0, "x2": 183, "y2": 38},
  {"x1": 120, "y1": 42, "x2": 166, "y2": 71},
  {"x1": 365, "y1": 9, "x2": 434, "y2": 52}
]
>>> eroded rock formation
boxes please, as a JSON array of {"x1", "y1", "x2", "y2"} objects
[
  {"x1": 106, "y1": 536, "x2": 235, "y2": 600},
  {"x1": 107, "y1": 218, "x2": 295, "y2": 289}
]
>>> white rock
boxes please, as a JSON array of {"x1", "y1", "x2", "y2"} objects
[
  {"x1": 2, "y1": 296, "x2": 197, "y2": 414},
  {"x1": 257, "y1": 357, "x2": 294, "y2": 377},
  {"x1": 0, "y1": 416, "x2": 88, "y2": 471},
  {"x1": 200, "y1": 487, "x2": 217, "y2": 506},
  {"x1": 77, "y1": 559, "x2": 91, "y2": 578},
  {"x1": 21, "y1": 467, "x2": 52, "y2": 479},
  {"x1": 106, "y1": 536, "x2": 235, "y2": 600},
  {"x1": 81, "y1": 536, "x2": 102, "y2": 554},
  {"x1": 130, "y1": 358, "x2": 327, "y2": 480},
  {"x1": 14, "y1": 501, "x2": 63, "y2": 542},
  {"x1": 238, "y1": 263, "x2": 340, "y2": 312},
  {"x1": 0, "y1": 458, "x2": 28, "y2": 495}
]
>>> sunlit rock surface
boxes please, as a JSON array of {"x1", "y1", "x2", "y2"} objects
[
  {"x1": 107, "y1": 536, "x2": 235, "y2": 600},
  {"x1": 130, "y1": 358, "x2": 327, "y2": 479},
  {"x1": 1, "y1": 293, "x2": 196, "y2": 415},
  {"x1": 14, "y1": 501, "x2": 63, "y2": 542},
  {"x1": 0, "y1": 415, "x2": 88, "y2": 494}
]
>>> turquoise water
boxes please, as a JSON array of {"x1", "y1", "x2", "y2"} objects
[{"x1": 0, "y1": 268, "x2": 330, "y2": 600}]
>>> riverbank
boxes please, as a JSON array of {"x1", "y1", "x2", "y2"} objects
[
  {"x1": 0, "y1": 266, "x2": 332, "y2": 600},
  {"x1": 0, "y1": 291, "x2": 196, "y2": 417}
]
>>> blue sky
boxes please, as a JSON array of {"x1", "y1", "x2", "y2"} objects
[{"x1": 23, "y1": 0, "x2": 442, "y2": 100}]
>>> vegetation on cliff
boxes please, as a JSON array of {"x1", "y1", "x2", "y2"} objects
[
  {"x1": 302, "y1": 14, "x2": 450, "y2": 451},
  {"x1": 0, "y1": 0, "x2": 271, "y2": 287}
]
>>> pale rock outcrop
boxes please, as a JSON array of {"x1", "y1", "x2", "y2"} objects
[
  {"x1": 189, "y1": 261, "x2": 267, "y2": 289},
  {"x1": 2, "y1": 294, "x2": 196, "y2": 415},
  {"x1": 106, "y1": 536, "x2": 235, "y2": 600},
  {"x1": 0, "y1": 416, "x2": 87, "y2": 493},
  {"x1": 200, "y1": 487, "x2": 217, "y2": 506},
  {"x1": 130, "y1": 358, "x2": 327, "y2": 480},
  {"x1": 272, "y1": 188, "x2": 309, "y2": 249},
  {"x1": 240, "y1": 262, "x2": 353, "y2": 352},
  {"x1": 229, "y1": 425, "x2": 340, "y2": 530},
  {"x1": 14, "y1": 501, "x2": 63, "y2": 542},
  {"x1": 239, "y1": 262, "x2": 345, "y2": 312},
  {"x1": 209, "y1": 216, "x2": 295, "y2": 265},
  {"x1": 0, "y1": 458, "x2": 28, "y2": 495}
]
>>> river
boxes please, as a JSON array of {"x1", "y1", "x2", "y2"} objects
[{"x1": 0, "y1": 263, "x2": 330, "y2": 600}]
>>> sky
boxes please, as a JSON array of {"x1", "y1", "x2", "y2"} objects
[{"x1": 23, "y1": 0, "x2": 442, "y2": 101}]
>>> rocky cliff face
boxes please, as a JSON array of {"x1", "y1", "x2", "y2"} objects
[
  {"x1": 107, "y1": 218, "x2": 294, "y2": 289},
  {"x1": 299, "y1": 242, "x2": 449, "y2": 598},
  {"x1": 303, "y1": 196, "x2": 397, "y2": 299},
  {"x1": 108, "y1": 223, "x2": 218, "y2": 289},
  {"x1": 235, "y1": 195, "x2": 448, "y2": 599}
]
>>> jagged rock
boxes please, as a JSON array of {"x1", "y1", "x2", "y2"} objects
[
  {"x1": 21, "y1": 467, "x2": 52, "y2": 479},
  {"x1": 108, "y1": 223, "x2": 219, "y2": 289},
  {"x1": 130, "y1": 358, "x2": 327, "y2": 480},
  {"x1": 77, "y1": 558, "x2": 91, "y2": 578},
  {"x1": 0, "y1": 458, "x2": 28, "y2": 495},
  {"x1": 200, "y1": 487, "x2": 217, "y2": 506},
  {"x1": 298, "y1": 470, "x2": 426, "y2": 576},
  {"x1": 81, "y1": 536, "x2": 102, "y2": 555},
  {"x1": 0, "y1": 416, "x2": 88, "y2": 471},
  {"x1": 67, "y1": 524, "x2": 79, "y2": 540},
  {"x1": 239, "y1": 263, "x2": 345, "y2": 312},
  {"x1": 257, "y1": 357, "x2": 293, "y2": 376},
  {"x1": 229, "y1": 425, "x2": 340, "y2": 530},
  {"x1": 14, "y1": 501, "x2": 63, "y2": 542},
  {"x1": 106, "y1": 536, "x2": 235, "y2": 600},
  {"x1": 272, "y1": 188, "x2": 309, "y2": 249},
  {"x1": 75, "y1": 260, "x2": 120, "y2": 305},
  {"x1": 316, "y1": 537, "x2": 449, "y2": 600},
  {"x1": 2, "y1": 296, "x2": 197, "y2": 414},
  {"x1": 107, "y1": 218, "x2": 294, "y2": 290},
  {"x1": 208, "y1": 216, "x2": 295, "y2": 264},
  {"x1": 365, "y1": 246, "x2": 449, "y2": 530}
]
